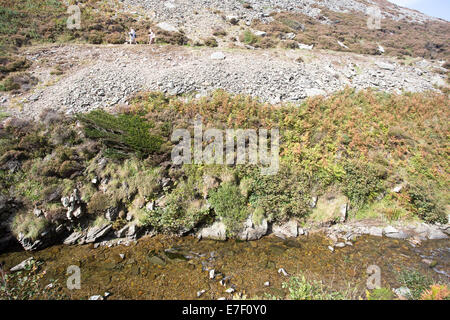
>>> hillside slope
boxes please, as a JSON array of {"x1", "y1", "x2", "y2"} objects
[{"x1": 0, "y1": 0, "x2": 449, "y2": 60}]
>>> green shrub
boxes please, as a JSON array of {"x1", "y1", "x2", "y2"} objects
[
  {"x1": 282, "y1": 275, "x2": 345, "y2": 300},
  {"x1": 407, "y1": 184, "x2": 447, "y2": 224},
  {"x1": 77, "y1": 110, "x2": 164, "y2": 159},
  {"x1": 366, "y1": 288, "x2": 395, "y2": 300},
  {"x1": 140, "y1": 175, "x2": 210, "y2": 233},
  {"x1": 209, "y1": 182, "x2": 249, "y2": 234},
  {"x1": 342, "y1": 161, "x2": 386, "y2": 208},
  {"x1": 241, "y1": 30, "x2": 260, "y2": 45},
  {"x1": 397, "y1": 269, "x2": 432, "y2": 300},
  {"x1": 244, "y1": 165, "x2": 311, "y2": 223},
  {"x1": 0, "y1": 76, "x2": 20, "y2": 91}
]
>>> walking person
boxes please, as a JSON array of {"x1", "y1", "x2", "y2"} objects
[
  {"x1": 128, "y1": 28, "x2": 137, "y2": 44},
  {"x1": 148, "y1": 28, "x2": 156, "y2": 44}
]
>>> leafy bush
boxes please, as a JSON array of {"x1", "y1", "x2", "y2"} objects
[
  {"x1": 282, "y1": 275, "x2": 345, "y2": 300},
  {"x1": 209, "y1": 182, "x2": 249, "y2": 234},
  {"x1": 397, "y1": 269, "x2": 432, "y2": 300},
  {"x1": 140, "y1": 173, "x2": 210, "y2": 233},
  {"x1": 243, "y1": 165, "x2": 311, "y2": 223},
  {"x1": 342, "y1": 161, "x2": 386, "y2": 208},
  {"x1": 241, "y1": 30, "x2": 260, "y2": 45},
  {"x1": 366, "y1": 288, "x2": 394, "y2": 300},
  {"x1": 407, "y1": 184, "x2": 447, "y2": 224}
]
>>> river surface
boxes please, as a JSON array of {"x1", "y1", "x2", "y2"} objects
[{"x1": 1, "y1": 233, "x2": 449, "y2": 299}]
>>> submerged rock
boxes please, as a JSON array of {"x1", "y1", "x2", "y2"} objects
[
  {"x1": 147, "y1": 255, "x2": 166, "y2": 266},
  {"x1": 197, "y1": 289, "x2": 206, "y2": 297},
  {"x1": 10, "y1": 257, "x2": 34, "y2": 272}
]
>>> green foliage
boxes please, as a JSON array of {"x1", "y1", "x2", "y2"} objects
[
  {"x1": 140, "y1": 172, "x2": 210, "y2": 233},
  {"x1": 341, "y1": 161, "x2": 386, "y2": 208},
  {"x1": 0, "y1": 259, "x2": 67, "y2": 300},
  {"x1": 0, "y1": 75, "x2": 20, "y2": 91},
  {"x1": 209, "y1": 182, "x2": 249, "y2": 234},
  {"x1": 282, "y1": 275, "x2": 345, "y2": 300},
  {"x1": 397, "y1": 269, "x2": 432, "y2": 300},
  {"x1": 77, "y1": 110, "x2": 163, "y2": 159},
  {"x1": 242, "y1": 30, "x2": 260, "y2": 45},
  {"x1": 12, "y1": 210, "x2": 49, "y2": 241},
  {"x1": 243, "y1": 165, "x2": 311, "y2": 223},
  {"x1": 366, "y1": 288, "x2": 395, "y2": 300},
  {"x1": 407, "y1": 184, "x2": 447, "y2": 224}
]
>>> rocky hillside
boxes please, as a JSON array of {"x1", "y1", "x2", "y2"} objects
[
  {"x1": 0, "y1": 0, "x2": 449, "y2": 59},
  {"x1": 121, "y1": 0, "x2": 450, "y2": 59}
]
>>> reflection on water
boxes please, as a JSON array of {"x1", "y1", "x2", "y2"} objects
[{"x1": 0, "y1": 233, "x2": 449, "y2": 299}]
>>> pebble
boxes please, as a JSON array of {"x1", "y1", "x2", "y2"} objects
[
  {"x1": 278, "y1": 268, "x2": 289, "y2": 276},
  {"x1": 197, "y1": 289, "x2": 206, "y2": 297}
]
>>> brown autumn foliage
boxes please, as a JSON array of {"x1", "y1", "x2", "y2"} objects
[{"x1": 252, "y1": 7, "x2": 450, "y2": 60}]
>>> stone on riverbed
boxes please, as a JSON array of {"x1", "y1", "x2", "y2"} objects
[
  {"x1": 197, "y1": 290, "x2": 206, "y2": 297},
  {"x1": 368, "y1": 226, "x2": 383, "y2": 237},
  {"x1": 278, "y1": 268, "x2": 289, "y2": 276},
  {"x1": 383, "y1": 226, "x2": 408, "y2": 239},
  {"x1": 394, "y1": 287, "x2": 411, "y2": 299},
  {"x1": 272, "y1": 219, "x2": 299, "y2": 239},
  {"x1": 197, "y1": 221, "x2": 227, "y2": 241},
  {"x1": 427, "y1": 226, "x2": 447, "y2": 240},
  {"x1": 10, "y1": 257, "x2": 34, "y2": 272},
  {"x1": 210, "y1": 52, "x2": 226, "y2": 60}
]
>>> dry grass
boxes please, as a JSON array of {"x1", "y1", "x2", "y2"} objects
[{"x1": 252, "y1": 9, "x2": 450, "y2": 60}]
